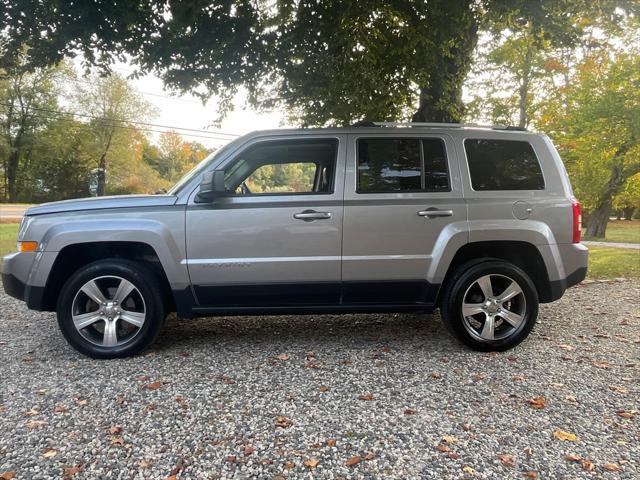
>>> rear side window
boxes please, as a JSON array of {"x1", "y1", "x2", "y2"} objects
[
  {"x1": 464, "y1": 139, "x2": 544, "y2": 190},
  {"x1": 357, "y1": 138, "x2": 450, "y2": 193}
]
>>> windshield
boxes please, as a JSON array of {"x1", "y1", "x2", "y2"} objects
[{"x1": 167, "y1": 137, "x2": 243, "y2": 195}]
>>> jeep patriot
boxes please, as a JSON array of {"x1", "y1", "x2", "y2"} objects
[{"x1": 1, "y1": 123, "x2": 588, "y2": 358}]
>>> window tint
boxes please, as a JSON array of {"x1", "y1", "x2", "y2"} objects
[
  {"x1": 465, "y1": 139, "x2": 544, "y2": 190},
  {"x1": 357, "y1": 138, "x2": 449, "y2": 193},
  {"x1": 225, "y1": 139, "x2": 337, "y2": 195}
]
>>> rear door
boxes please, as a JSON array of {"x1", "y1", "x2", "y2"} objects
[
  {"x1": 341, "y1": 133, "x2": 465, "y2": 305},
  {"x1": 186, "y1": 135, "x2": 346, "y2": 308}
]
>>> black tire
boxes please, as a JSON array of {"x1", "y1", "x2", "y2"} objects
[
  {"x1": 440, "y1": 259, "x2": 538, "y2": 351},
  {"x1": 56, "y1": 259, "x2": 165, "y2": 358}
]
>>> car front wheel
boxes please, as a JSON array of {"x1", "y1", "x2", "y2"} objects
[
  {"x1": 56, "y1": 259, "x2": 165, "y2": 358},
  {"x1": 440, "y1": 260, "x2": 539, "y2": 351}
]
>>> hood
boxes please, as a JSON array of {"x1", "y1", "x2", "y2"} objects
[{"x1": 26, "y1": 195, "x2": 179, "y2": 216}]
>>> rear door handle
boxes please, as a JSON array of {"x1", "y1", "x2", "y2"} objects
[
  {"x1": 417, "y1": 209, "x2": 453, "y2": 218},
  {"x1": 294, "y1": 210, "x2": 332, "y2": 221}
]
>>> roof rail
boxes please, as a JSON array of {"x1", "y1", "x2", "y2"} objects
[{"x1": 371, "y1": 122, "x2": 527, "y2": 131}]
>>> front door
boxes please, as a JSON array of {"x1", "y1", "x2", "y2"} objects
[
  {"x1": 341, "y1": 133, "x2": 466, "y2": 305},
  {"x1": 186, "y1": 135, "x2": 346, "y2": 308}
]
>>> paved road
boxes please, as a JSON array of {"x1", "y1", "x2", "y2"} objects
[
  {"x1": 0, "y1": 204, "x2": 31, "y2": 221},
  {"x1": 583, "y1": 240, "x2": 640, "y2": 250},
  {"x1": 0, "y1": 281, "x2": 638, "y2": 479}
]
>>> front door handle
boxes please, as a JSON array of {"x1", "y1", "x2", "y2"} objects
[
  {"x1": 294, "y1": 210, "x2": 332, "y2": 221},
  {"x1": 417, "y1": 208, "x2": 453, "y2": 218}
]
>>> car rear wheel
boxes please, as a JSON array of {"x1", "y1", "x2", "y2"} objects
[
  {"x1": 56, "y1": 259, "x2": 165, "y2": 358},
  {"x1": 440, "y1": 260, "x2": 538, "y2": 351}
]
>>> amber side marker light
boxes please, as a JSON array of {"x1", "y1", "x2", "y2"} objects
[{"x1": 17, "y1": 241, "x2": 38, "y2": 252}]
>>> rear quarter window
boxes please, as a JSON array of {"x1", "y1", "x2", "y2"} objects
[{"x1": 464, "y1": 139, "x2": 545, "y2": 191}]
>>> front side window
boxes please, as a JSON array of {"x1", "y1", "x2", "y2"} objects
[
  {"x1": 357, "y1": 137, "x2": 449, "y2": 193},
  {"x1": 224, "y1": 139, "x2": 338, "y2": 195},
  {"x1": 465, "y1": 139, "x2": 545, "y2": 190}
]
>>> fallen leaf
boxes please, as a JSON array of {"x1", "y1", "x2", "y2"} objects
[
  {"x1": 147, "y1": 403, "x2": 156, "y2": 411},
  {"x1": 226, "y1": 455, "x2": 237, "y2": 463},
  {"x1": 165, "y1": 476, "x2": 177, "y2": 480},
  {"x1": 608, "y1": 386, "x2": 629, "y2": 394},
  {"x1": 222, "y1": 376, "x2": 236, "y2": 385},
  {"x1": 565, "y1": 395, "x2": 578, "y2": 403},
  {"x1": 603, "y1": 462, "x2": 620, "y2": 472},
  {"x1": 358, "y1": 393, "x2": 374, "y2": 401},
  {"x1": 275, "y1": 416, "x2": 292, "y2": 428},
  {"x1": 277, "y1": 353, "x2": 290, "y2": 361},
  {"x1": 111, "y1": 436, "x2": 124, "y2": 445},
  {"x1": 553, "y1": 430, "x2": 577, "y2": 442},
  {"x1": 463, "y1": 465, "x2": 475, "y2": 475},
  {"x1": 285, "y1": 461, "x2": 295, "y2": 469},
  {"x1": 139, "y1": 459, "x2": 152, "y2": 468},
  {"x1": 0, "y1": 472, "x2": 16, "y2": 480},
  {"x1": 136, "y1": 375, "x2": 150, "y2": 382},
  {"x1": 558, "y1": 344, "x2": 575, "y2": 351},
  {"x1": 431, "y1": 372, "x2": 443, "y2": 379},
  {"x1": 175, "y1": 395, "x2": 185, "y2": 403},
  {"x1": 364, "y1": 452, "x2": 375, "y2": 460},
  {"x1": 497, "y1": 454, "x2": 515, "y2": 468},
  {"x1": 617, "y1": 410, "x2": 636, "y2": 419},
  {"x1": 528, "y1": 396, "x2": 546, "y2": 409},
  {"x1": 436, "y1": 444, "x2": 452, "y2": 453},
  {"x1": 24, "y1": 408, "x2": 39, "y2": 417},
  {"x1": 448, "y1": 452, "x2": 461, "y2": 459},
  {"x1": 523, "y1": 472, "x2": 537, "y2": 479},
  {"x1": 580, "y1": 459, "x2": 594, "y2": 471},
  {"x1": 327, "y1": 439, "x2": 336, "y2": 447},
  {"x1": 26, "y1": 420, "x2": 47, "y2": 429},
  {"x1": 513, "y1": 375, "x2": 525, "y2": 381},
  {"x1": 42, "y1": 448, "x2": 57, "y2": 458},
  {"x1": 303, "y1": 458, "x2": 319, "y2": 469},
  {"x1": 593, "y1": 360, "x2": 611, "y2": 370},
  {"x1": 64, "y1": 465, "x2": 82, "y2": 477},
  {"x1": 109, "y1": 426, "x2": 122, "y2": 435},
  {"x1": 523, "y1": 447, "x2": 533, "y2": 457},
  {"x1": 404, "y1": 408, "x2": 417, "y2": 415},
  {"x1": 115, "y1": 395, "x2": 126, "y2": 405},
  {"x1": 565, "y1": 454, "x2": 581, "y2": 462},
  {"x1": 74, "y1": 397, "x2": 88, "y2": 406},
  {"x1": 346, "y1": 456, "x2": 362, "y2": 467},
  {"x1": 381, "y1": 346, "x2": 391, "y2": 353},
  {"x1": 244, "y1": 446, "x2": 255, "y2": 456},
  {"x1": 442, "y1": 435, "x2": 458, "y2": 444},
  {"x1": 54, "y1": 405, "x2": 68, "y2": 413},
  {"x1": 146, "y1": 381, "x2": 163, "y2": 390},
  {"x1": 319, "y1": 386, "x2": 330, "y2": 392}
]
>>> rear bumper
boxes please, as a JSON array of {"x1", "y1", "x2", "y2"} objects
[{"x1": 546, "y1": 243, "x2": 589, "y2": 302}]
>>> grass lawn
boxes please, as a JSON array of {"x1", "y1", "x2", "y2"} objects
[
  {"x1": 0, "y1": 223, "x2": 19, "y2": 257},
  {"x1": 1, "y1": 222, "x2": 638, "y2": 280},
  {"x1": 583, "y1": 219, "x2": 640, "y2": 244}
]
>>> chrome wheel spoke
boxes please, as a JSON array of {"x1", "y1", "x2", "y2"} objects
[
  {"x1": 113, "y1": 278, "x2": 135, "y2": 304},
  {"x1": 462, "y1": 303, "x2": 485, "y2": 317},
  {"x1": 119, "y1": 309, "x2": 145, "y2": 327},
  {"x1": 72, "y1": 311, "x2": 101, "y2": 330},
  {"x1": 498, "y1": 309, "x2": 524, "y2": 328},
  {"x1": 497, "y1": 281, "x2": 523, "y2": 303},
  {"x1": 81, "y1": 280, "x2": 107, "y2": 305},
  {"x1": 480, "y1": 315, "x2": 495, "y2": 340},
  {"x1": 103, "y1": 320, "x2": 118, "y2": 347},
  {"x1": 476, "y1": 275, "x2": 494, "y2": 300}
]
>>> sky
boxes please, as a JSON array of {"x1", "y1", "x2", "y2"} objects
[{"x1": 105, "y1": 61, "x2": 291, "y2": 150}]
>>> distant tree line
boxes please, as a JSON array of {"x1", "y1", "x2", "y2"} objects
[{"x1": 0, "y1": 58, "x2": 211, "y2": 203}]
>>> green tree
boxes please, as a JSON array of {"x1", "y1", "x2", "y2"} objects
[
  {"x1": 1, "y1": 1, "x2": 634, "y2": 125},
  {"x1": 539, "y1": 54, "x2": 640, "y2": 238},
  {"x1": 0, "y1": 57, "x2": 66, "y2": 201},
  {"x1": 72, "y1": 73, "x2": 156, "y2": 195}
]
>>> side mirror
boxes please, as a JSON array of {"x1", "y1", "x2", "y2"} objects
[{"x1": 195, "y1": 170, "x2": 227, "y2": 203}]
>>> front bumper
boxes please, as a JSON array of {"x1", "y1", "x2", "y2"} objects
[
  {"x1": 2, "y1": 271, "x2": 26, "y2": 301},
  {"x1": 1, "y1": 252, "x2": 47, "y2": 309}
]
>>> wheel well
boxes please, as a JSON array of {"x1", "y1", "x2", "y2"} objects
[
  {"x1": 439, "y1": 241, "x2": 552, "y2": 304},
  {"x1": 42, "y1": 242, "x2": 175, "y2": 312}
]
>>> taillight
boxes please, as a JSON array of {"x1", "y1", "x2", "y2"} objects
[{"x1": 572, "y1": 198, "x2": 582, "y2": 243}]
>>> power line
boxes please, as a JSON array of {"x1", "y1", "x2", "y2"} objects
[
  {"x1": 0, "y1": 102, "x2": 239, "y2": 138},
  {"x1": 0, "y1": 104, "x2": 236, "y2": 142}
]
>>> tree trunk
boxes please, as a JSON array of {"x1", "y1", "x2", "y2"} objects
[
  {"x1": 623, "y1": 207, "x2": 634, "y2": 220},
  {"x1": 518, "y1": 41, "x2": 533, "y2": 129},
  {"x1": 7, "y1": 150, "x2": 19, "y2": 202},
  {"x1": 97, "y1": 129, "x2": 115, "y2": 197},
  {"x1": 585, "y1": 201, "x2": 612, "y2": 238},
  {"x1": 412, "y1": 0, "x2": 478, "y2": 123}
]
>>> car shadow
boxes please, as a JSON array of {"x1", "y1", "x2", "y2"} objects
[{"x1": 153, "y1": 311, "x2": 452, "y2": 352}]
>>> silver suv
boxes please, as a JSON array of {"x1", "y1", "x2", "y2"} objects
[{"x1": 2, "y1": 124, "x2": 588, "y2": 358}]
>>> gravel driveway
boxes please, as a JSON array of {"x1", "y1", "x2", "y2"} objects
[{"x1": 1, "y1": 281, "x2": 638, "y2": 479}]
